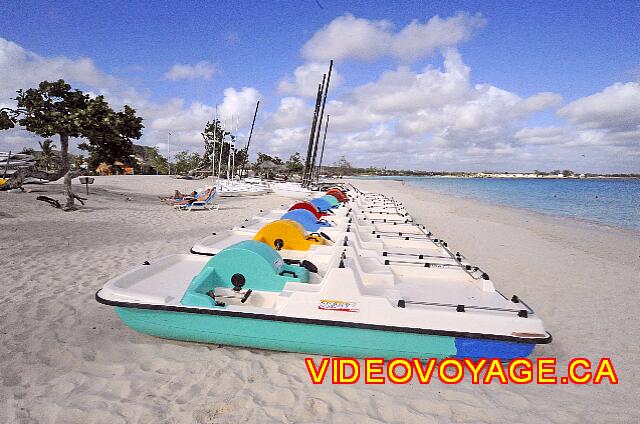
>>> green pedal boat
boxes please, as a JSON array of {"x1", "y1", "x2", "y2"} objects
[{"x1": 97, "y1": 239, "x2": 551, "y2": 359}]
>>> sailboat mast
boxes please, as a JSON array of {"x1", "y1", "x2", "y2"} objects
[
  {"x1": 212, "y1": 106, "x2": 217, "y2": 179},
  {"x1": 218, "y1": 119, "x2": 225, "y2": 178},
  {"x1": 303, "y1": 78, "x2": 325, "y2": 186},
  {"x1": 240, "y1": 101, "x2": 259, "y2": 179},
  {"x1": 226, "y1": 117, "x2": 232, "y2": 181},
  {"x1": 316, "y1": 114, "x2": 330, "y2": 182},
  {"x1": 309, "y1": 60, "x2": 333, "y2": 183},
  {"x1": 231, "y1": 115, "x2": 239, "y2": 180}
]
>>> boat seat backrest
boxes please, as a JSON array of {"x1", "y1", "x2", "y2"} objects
[
  {"x1": 343, "y1": 257, "x2": 395, "y2": 293},
  {"x1": 344, "y1": 252, "x2": 393, "y2": 280},
  {"x1": 348, "y1": 228, "x2": 384, "y2": 251}
]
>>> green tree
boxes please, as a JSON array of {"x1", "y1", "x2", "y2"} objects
[
  {"x1": 79, "y1": 98, "x2": 143, "y2": 171},
  {"x1": 201, "y1": 119, "x2": 234, "y2": 176},
  {"x1": 72, "y1": 154, "x2": 86, "y2": 170},
  {"x1": 333, "y1": 156, "x2": 352, "y2": 176},
  {"x1": 143, "y1": 147, "x2": 168, "y2": 174},
  {"x1": 254, "y1": 152, "x2": 283, "y2": 168},
  {"x1": 38, "y1": 139, "x2": 57, "y2": 171},
  {"x1": 200, "y1": 119, "x2": 248, "y2": 178},
  {"x1": 173, "y1": 151, "x2": 202, "y2": 175},
  {"x1": 562, "y1": 169, "x2": 574, "y2": 177},
  {"x1": 285, "y1": 152, "x2": 303, "y2": 176},
  {"x1": 202, "y1": 120, "x2": 228, "y2": 163},
  {"x1": 0, "y1": 80, "x2": 143, "y2": 209}
]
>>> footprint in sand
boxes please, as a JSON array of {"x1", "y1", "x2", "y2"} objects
[
  {"x1": 491, "y1": 389, "x2": 531, "y2": 410},
  {"x1": 437, "y1": 388, "x2": 486, "y2": 407}
]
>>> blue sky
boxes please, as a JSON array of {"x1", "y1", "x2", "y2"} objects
[{"x1": 1, "y1": 1, "x2": 639, "y2": 172}]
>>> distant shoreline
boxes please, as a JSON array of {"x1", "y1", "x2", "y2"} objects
[
  {"x1": 345, "y1": 176, "x2": 640, "y2": 232},
  {"x1": 351, "y1": 174, "x2": 640, "y2": 179}
]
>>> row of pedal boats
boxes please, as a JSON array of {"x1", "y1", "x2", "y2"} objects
[
  {"x1": 212, "y1": 179, "x2": 315, "y2": 199},
  {"x1": 97, "y1": 184, "x2": 551, "y2": 359}
]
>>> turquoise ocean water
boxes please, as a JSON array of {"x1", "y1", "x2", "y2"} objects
[{"x1": 354, "y1": 177, "x2": 640, "y2": 231}]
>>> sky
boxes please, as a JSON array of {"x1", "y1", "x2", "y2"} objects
[{"x1": 1, "y1": 0, "x2": 639, "y2": 172}]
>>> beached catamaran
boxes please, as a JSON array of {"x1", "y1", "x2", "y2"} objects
[{"x1": 97, "y1": 185, "x2": 551, "y2": 359}]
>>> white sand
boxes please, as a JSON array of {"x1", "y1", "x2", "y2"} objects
[{"x1": 1, "y1": 175, "x2": 638, "y2": 423}]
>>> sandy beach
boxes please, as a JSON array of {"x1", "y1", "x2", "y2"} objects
[{"x1": 1, "y1": 175, "x2": 639, "y2": 423}]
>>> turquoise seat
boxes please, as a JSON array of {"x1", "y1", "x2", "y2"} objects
[
  {"x1": 181, "y1": 240, "x2": 309, "y2": 307},
  {"x1": 321, "y1": 195, "x2": 340, "y2": 208}
]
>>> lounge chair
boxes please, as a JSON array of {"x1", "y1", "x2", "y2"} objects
[
  {"x1": 163, "y1": 189, "x2": 201, "y2": 205},
  {"x1": 175, "y1": 188, "x2": 219, "y2": 211}
]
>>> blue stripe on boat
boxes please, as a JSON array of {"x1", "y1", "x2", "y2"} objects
[{"x1": 454, "y1": 337, "x2": 535, "y2": 359}]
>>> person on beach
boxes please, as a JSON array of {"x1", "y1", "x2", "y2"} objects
[{"x1": 163, "y1": 189, "x2": 207, "y2": 205}]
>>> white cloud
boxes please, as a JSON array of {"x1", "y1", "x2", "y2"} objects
[
  {"x1": 143, "y1": 87, "x2": 261, "y2": 153},
  {"x1": 253, "y1": 126, "x2": 309, "y2": 156},
  {"x1": 0, "y1": 37, "x2": 117, "y2": 105},
  {"x1": 302, "y1": 15, "x2": 393, "y2": 62},
  {"x1": 2, "y1": 29, "x2": 637, "y2": 173},
  {"x1": 270, "y1": 97, "x2": 312, "y2": 128},
  {"x1": 278, "y1": 62, "x2": 342, "y2": 97},
  {"x1": 262, "y1": 48, "x2": 579, "y2": 171},
  {"x1": 351, "y1": 49, "x2": 470, "y2": 114},
  {"x1": 505, "y1": 82, "x2": 640, "y2": 165},
  {"x1": 164, "y1": 61, "x2": 216, "y2": 81},
  {"x1": 558, "y1": 82, "x2": 640, "y2": 131},
  {"x1": 149, "y1": 99, "x2": 215, "y2": 132},
  {"x1": 324, "y1": 48, "x2": 560, "y2": 151},
  {"x1": 391, "y1": 13, "x2": 486, "y2": 63},
  {"x1": 515, "y1": 125, "x2": 640, "y2": 149},
  {"x1": 324, "y1": 99, "x2": 386, "y2": 132},
  {"x1": 218, "y1": 87, "x2": 261, "y2": 124},
  {"x1": 514, "y1": 92, "x2": 563, "y2": 115},
  {"x1": 514, "y1": 127, "x2": 568, "y2": 145},
  {"x1": 0, "y1": 37, "x2": 260, "y2": 158},
  {"x1": 302, "y1": 12, "x2": 485, "y2": 63}
]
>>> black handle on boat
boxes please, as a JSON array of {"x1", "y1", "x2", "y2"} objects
[
  {"x1": 283, "y1": 259, "x2": 319, "y2": 273},
  {"x1": 241, "y1": 289, "x2": 253, "y2": 303},
  {"x1": 308, "y1": 232, "x2": 333, "y2": 242},
  {"x1": 283, "y1": 258, "x2": 300, "y2": 264},
  {"x1": 280, "y1": 270, "x2": 298, "y2": 278},
  {"x1": 301, "y1": 260, "x2": 318, "y2": 273},
  {"x1": 319, "y1": 231, "x2": 332, "y2": 241}
]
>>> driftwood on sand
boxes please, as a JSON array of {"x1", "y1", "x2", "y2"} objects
[
  {"x1": 37, "y1": 194, "x2": 86, "y2": 209},
  {"x1": 36, "y1": 196, "x2": 62, "y2": 209}
]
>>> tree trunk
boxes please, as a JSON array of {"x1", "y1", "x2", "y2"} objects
[
  {"x1": 2, "y1": 167, "x2": 58, "y2": 190},
  {"x1": 59, "y1": 133, "x2": 77, "y2": 210},
  {"x1": 59, "y1": 133, "x2": 70, "y2": 172}
]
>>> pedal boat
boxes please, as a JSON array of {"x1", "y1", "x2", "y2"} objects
[{"x1": 97, "y1": 240, "x2": 550, "y2": 359}]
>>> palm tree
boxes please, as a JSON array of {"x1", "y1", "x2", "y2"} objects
[{"x1": 38, "y1": 139, "x2": 57, "y2": 172}]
